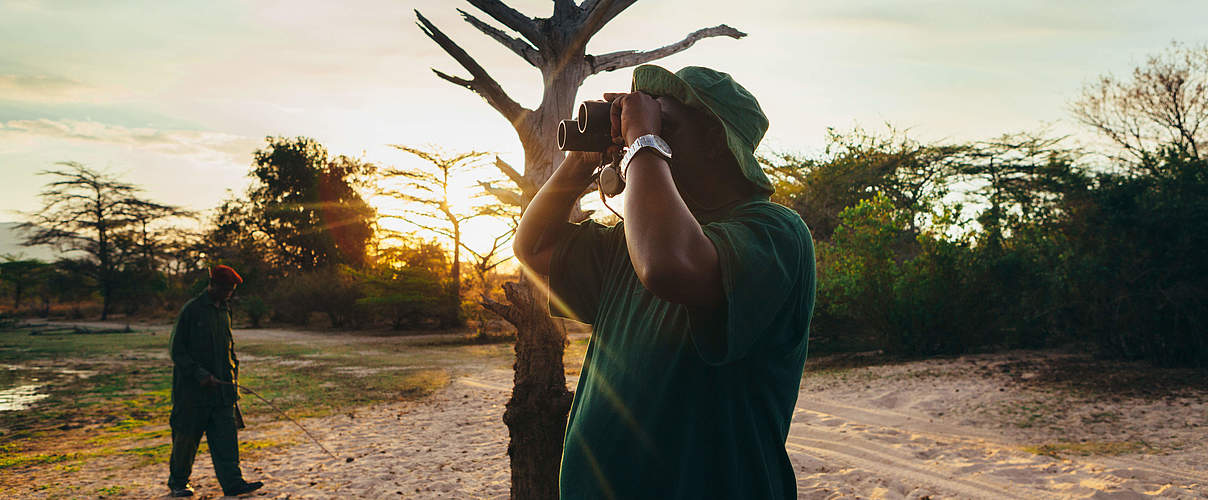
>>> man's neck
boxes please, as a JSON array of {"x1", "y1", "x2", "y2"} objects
[
  {"x1": 206, "y1": 291, "x2": 227, "y2": 306},
  {"x1": 675, "y1": 168, "x2": 750, "y2": 216}
]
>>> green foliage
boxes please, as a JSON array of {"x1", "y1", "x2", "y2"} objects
[
  {"x1": 245, "y1": 136, "x2": 377, "y2": 271},
  {"x1": 815, "y1": 193, "x2": 999, "y2": 355},
  {"x1": 353, "y1": 241, "x2": 447, "y2": 329},
  {"x1": 795, "y1": 125, "x2": 1207, "y2": 367},
  {"x1": 0, "y1": 258, "x2": 51, "y2": 311},
  {"x1": 1051, "y1": 152, "x2": 1208, "y2": 366},
  {"x1": 269, "y1": 268, "x2": 364, "y2": 328},
  {"x1": 765, "y1": 127, "x2": 964, "y2": 241},
  {"x1": 240, "y1": 295, "x2": 269, "y2": 328}
]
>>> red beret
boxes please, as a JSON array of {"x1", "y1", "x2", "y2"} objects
[{"x1": 210, "y1": 265, "x2": 243, "y2": 285}]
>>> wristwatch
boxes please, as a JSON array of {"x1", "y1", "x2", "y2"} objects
[{"x1": 620, "y1": 134, "x2": 673, "y2": 177}]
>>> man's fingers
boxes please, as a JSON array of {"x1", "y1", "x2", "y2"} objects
[
  {"x1": 603, "y1": 92, "x2": 625, "y2": 101},
  {"x1": 610, "y1": 94, "x2": 625, "y2": 144}
]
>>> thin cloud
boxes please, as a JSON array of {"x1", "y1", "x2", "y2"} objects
[
  {"x1": 0, "y1": 74, "x2": 98, "y2": 103},
  {"x1": 805, "y1": 1, "x2": 1118, "y2": 37},
  {"x1": 0, "y1": 118, "x2": 260, "y2": 161}
]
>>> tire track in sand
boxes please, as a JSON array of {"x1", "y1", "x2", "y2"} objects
[
  {"x1": 457, "y1": 376, "x2": 1041, "y2": 498},
  {"x1": 456, "y1": 376, "x2": 1207, "y2": 498}
]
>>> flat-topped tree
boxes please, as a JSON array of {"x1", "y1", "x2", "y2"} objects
[
  {"x1": 415, "y1": 2, "x2": 745, "y2": 497},
  {"x1": 19, "y1": 162, "x2": 189, "y2": 319}
]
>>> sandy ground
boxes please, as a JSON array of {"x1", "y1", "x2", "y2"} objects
[{"x1": 5, "y1": 326, "x2": 1208, "y2": 499}]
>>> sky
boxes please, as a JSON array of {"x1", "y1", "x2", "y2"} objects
[{"x1": 2, "y1": 0, "x2": 1207, "y2": 252}]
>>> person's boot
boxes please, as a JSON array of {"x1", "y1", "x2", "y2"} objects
[
  {"x1": 168, "y1": 484, "x2": 195, "y2": 497},
  {"x1": 223, "y1": 480, "x2": 263, "y2": 497}
]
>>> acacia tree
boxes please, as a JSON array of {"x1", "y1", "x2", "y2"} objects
[
  {"x1": 380, "y1": 146, "x2": 497, "y2": 327},
  {"x1": 1073, "y1": 42, "x2": 1208, "y2": 169},
  {"x1": 415, "y1": 2, "x2": 745, "y2": 497},
  {"x1": 0, "y1": 257, "x2": 50, "y2": 311},
  {"x1": 19, "y1": 162, "x2": 184, "y2": 319},
  {"x1": 463, "y1": 209, "x2": 519, "y2": 340}
]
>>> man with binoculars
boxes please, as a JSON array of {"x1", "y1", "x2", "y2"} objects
[{"x1": 515, "y1": 65, "x2": 816, "y2": 499}]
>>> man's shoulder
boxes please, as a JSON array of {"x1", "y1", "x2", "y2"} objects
[
  {"x1": 178, "y1": 294, "x2": 207, "y2": 316},
  {"x1": 727, "y1": 199, "x2": 810, "y2": 235}
]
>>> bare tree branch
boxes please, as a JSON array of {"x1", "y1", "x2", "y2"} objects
[
  {"x1": 464, "y1": 0, "x2": 544, "y2": 49},
  {"x1": 579, "y1": 0, "x2": 637, "y2": 40},
  {"x1": 492, "y1": 156, "x2": 535, "y2": 194},
  {"x1": 416, "y1": 10, "x2": 528, "y2": 124},
  {"x1": 589, "y1": 24, "x2": 747, "y2": 74},
  {"x1": 477, "y1": 181, "x2": 524, "y2": 207},
  {"x1": 481, "y1": 293, "x2": 519, "y2": 324},
  {"x1": 457, "y1": 9, "x2": 542, "y2": 67}
]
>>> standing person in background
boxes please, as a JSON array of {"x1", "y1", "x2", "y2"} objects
[
  {"x1": 166, "y1": 265, "x2": 263, "y2": 497},
  {"x1": 514, "y1": 64, "x2": 816, "y2": 499}
]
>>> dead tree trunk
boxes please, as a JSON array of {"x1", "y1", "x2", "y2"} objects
[{"x1": 415, "y1": 2, "x2": 745, "y2": 498}]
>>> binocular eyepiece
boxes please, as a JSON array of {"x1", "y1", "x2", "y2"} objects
[{"x1": 557, "y1": 100, "x2": 614, "y2": 152}]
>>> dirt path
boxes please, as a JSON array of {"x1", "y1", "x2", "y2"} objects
[
  {"x1": 36, "y1": 320, "x2": 476, "y2": 345},
  {"x1": 450, "y1": 371, "x2": 1207, "y2": 499},
  {"x1": 6, "y1": 324, "x2": 1205, "y2": 499},
  {"x1": 9, "y1": 364, "x2": 1206, "y2": 499}
]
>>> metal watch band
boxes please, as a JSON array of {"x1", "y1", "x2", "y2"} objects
[{"x1": 620, "y1": 134, "x2": 672, "y2": 178}]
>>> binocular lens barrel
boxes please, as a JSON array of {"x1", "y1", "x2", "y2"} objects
[
  {"x1": 558, "y1": 120, "x2": 612, "y2": 152},
  {"x1": 557, "y1": 100, "x2": 614, "y2": 152},
  {"x1": 578, "y1": 100, "x2": 611, "y2": 135}
]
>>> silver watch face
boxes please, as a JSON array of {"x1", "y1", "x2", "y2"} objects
[{"x1": 635, "y1": 134, "x2": 672, "y2": 159}]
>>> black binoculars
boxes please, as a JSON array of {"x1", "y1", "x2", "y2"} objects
[
  {"x1": 558, "y1": 100, "x2": 626, "y2": 197},
  {"x1": 557, "y1": 100, "x2": 614, "y2": 152}
]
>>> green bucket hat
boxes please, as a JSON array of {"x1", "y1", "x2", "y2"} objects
[{"x1": 631, "y1": 64, "x2": 773, "y2": 195}]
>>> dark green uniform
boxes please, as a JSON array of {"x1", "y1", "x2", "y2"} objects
[
  {"x1": 550, "y1": 198, "x2": 816, "y2": 499},
  {"x1": 167, "y1": 292, "x2": 246, "y2": 492}
]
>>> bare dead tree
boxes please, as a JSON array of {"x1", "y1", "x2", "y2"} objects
[
  {"x1": 415, "y1": 2, "x2": 745, "y2": 497},
  {"x1": 1072, "y1": 42, "x2": 1208, "y2": 169}
]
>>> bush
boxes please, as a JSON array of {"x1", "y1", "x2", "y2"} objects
[
  {"x1": 353, "y1": 265, "x2": 444, "y2": 330},
  {"x1": 817, "y1": 193, "x2": 1066, "y2": 357},
  {"x1": 241, "y1": 295, "x2": 269, "y2": 328},
  {"x1": 1053, "y1": 153, "x2": 1208, "y2": 367},
  {"x1": 270, "y1": 268, "x2": 364, "y2": 328}
]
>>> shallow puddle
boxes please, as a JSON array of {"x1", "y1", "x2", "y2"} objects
[
  {"x1": 0, "y1": 384, "x2": 50, "y2": 411},
  {"x1": 0, "y1": 363, "x2": 98, "y2": 411}
]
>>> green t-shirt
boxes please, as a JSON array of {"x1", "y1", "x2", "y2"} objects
[{"x1": 550, "y1": 198, "x2": 816, "y2": 500}]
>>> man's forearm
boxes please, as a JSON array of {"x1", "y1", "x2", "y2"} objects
[
  {"x1": 514, "y1": 158, "x2": 596, "y2": 275},
  {"x1": 623, "y1": 152, "x2": 723, "y2": 306}
]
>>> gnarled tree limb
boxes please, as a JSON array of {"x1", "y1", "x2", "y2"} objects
[
  {"x1": 465, "y1": 0, "x2": 544, "y2": 49},
  {"x1": 493, "y1": 156, "x2": 535, "y2": 194},
  {"x1": 478, "y1": 181, "x2": 524, "y2": 208},
  {"x1": 458, "y1": 9, "x2": 543, "y2": 67},
  {"x1": 589, "y1": 24, "x2": 747, "y2": 74},
  {"x1": 416, "y1": 10, "x2": 528, "y2": 124},
  {"x1": 578, "y1": 0, "x2": 637, "y2": 39}
]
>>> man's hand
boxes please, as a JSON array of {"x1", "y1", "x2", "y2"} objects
[
  {"x1": 563, "y1": 150, "x2": 608, "y2": 181},
  {"x1": 605, "y1": 92, "x2": 662, "y2": 145},
  {"x1": 200, "y1": 375, "x2": 221, "y2": 388}
]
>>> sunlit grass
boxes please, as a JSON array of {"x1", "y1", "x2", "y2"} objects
[
  {"x1": 1023, "y1": 440, "x2": 1152, "y2": 458},
  {"x1": 0, "y1": 324, "x2": 516, "y2": 478}
]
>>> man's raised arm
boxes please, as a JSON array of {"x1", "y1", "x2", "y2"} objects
[{"x1": 513, "y1": 151, "x2": 603, "y2": 276}]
